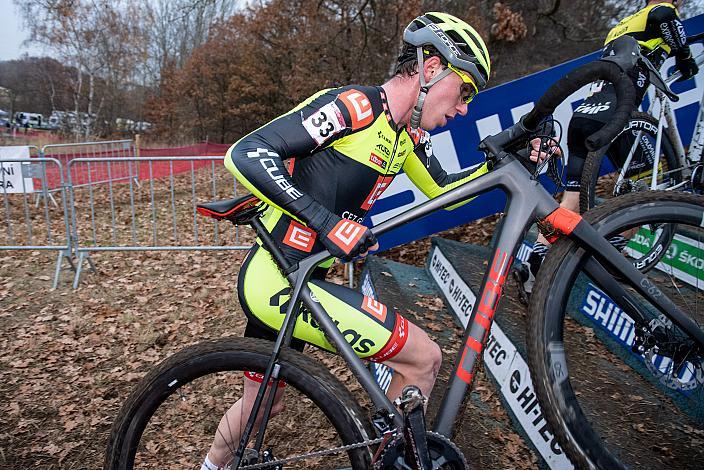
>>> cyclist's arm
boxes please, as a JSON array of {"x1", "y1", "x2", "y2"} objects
[
  {"x1": 649, "y1": 4, "x2": 690, "y2": 56},
  {"x1": 403, "y1": 134, "x2": 490, "y2": 210},
  {"x1": 225, "y1": 89, "x2": 352, "y2": 225}
]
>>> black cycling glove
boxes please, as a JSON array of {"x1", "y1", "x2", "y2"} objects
[
  {"x1": 303, "y1": 203, "x2": 377, "y2": 261},
  {"x1": 676, "y1": 51, "x2": 699, "y2": 82}
]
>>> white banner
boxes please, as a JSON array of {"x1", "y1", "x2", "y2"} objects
[
  {"x1": 484, "y1": 323, "x2": 574, "y2": 469},
  {"x1": 0, "y1": 146, "x2": 35, "y2": 193},
  {"x1": 428, "y1": 245, "x2": 476, "y2": 328}
]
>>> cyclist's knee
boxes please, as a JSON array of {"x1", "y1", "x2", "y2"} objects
[
  {"x1": 426, "y1": 340, "x2": 442, "y2": 378},
  {"x1": 389, "y1": 325, "x2": 442, "y2": 379}
]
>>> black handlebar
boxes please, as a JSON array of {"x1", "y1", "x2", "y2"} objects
[
  {"x1": 687, "y1": 32, "x2": 704, "y2": 45},
  {"x1": 481, "y1": 60, "x2": 636, "y2": 158},
  {"x1": 524, "y1": 61, "x2": 635, "y2": 151}
]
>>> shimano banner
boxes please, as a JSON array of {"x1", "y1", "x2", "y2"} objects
[{"x1": 369, "y1": 14, "x2": 704, "y2": 249}]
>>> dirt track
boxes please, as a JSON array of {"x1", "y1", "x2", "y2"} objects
[{"x1": 0, "y1": 204, "x2": 526, "y2": 468}]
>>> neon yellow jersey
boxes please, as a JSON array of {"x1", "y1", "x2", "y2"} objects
[
  {"x1": 224, "y1": 85, "x2": 488, "y2": 261},
  {"x1": 605, "y1": 3, "x2": 687, "y2": 67}
]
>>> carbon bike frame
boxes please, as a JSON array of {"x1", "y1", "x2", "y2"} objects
[
  {"x1": 618, "y1": 47, "x2": 704, "y2": 190},
  {"x1": 238, "y1": 147, "x2": 704, "y2": 455}
]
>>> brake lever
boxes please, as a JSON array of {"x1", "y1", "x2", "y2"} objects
[{"x1": 643, "y1": 57, "x2": 679, "y2": 102}]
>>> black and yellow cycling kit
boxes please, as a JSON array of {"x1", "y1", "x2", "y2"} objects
[
  {"x1": 566, "y1": 2, "x2": 691, "y2": 190},
  {"x1": 225, "y1": 84, "x2": 488, "y2": 361}
]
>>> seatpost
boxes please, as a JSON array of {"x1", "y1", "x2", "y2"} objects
[{"x1": 249, "y1": 216, "x2": 294, "y2": 272}]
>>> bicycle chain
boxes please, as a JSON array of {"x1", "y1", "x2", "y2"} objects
[{"x1": 238, "y1": 436, "x2": 385, "y2": 469}]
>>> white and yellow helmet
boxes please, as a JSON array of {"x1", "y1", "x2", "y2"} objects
[{"x1": 404, "y1": 12, "x2": 491, "y2": 90}]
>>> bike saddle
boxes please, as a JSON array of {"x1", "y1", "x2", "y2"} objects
[
  {"x1": 196, "y1": 193, "x2": 262, "y2": 224},
  {"x1": 600, "y1": 35, "x2": 679, "y2": 102}
]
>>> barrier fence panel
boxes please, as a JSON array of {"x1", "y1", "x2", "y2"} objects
[
  {"x1": 0, "y1": 155, "x2": 73, "y2": 288},
  {"x1": 41, "y1": 140, "x2": 138, "y2": 191},
  {"x1": 67, "y1": 156, "x2": 253, "y2": 287}
]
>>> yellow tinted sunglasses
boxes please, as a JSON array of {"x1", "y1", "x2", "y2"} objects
[{"x1": 447, "y1": 63, "x2": 478, "y2": 104}]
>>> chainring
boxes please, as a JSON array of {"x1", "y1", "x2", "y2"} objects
[{"x1": 375, "y1": 431, "x2": 468, "y2": 469}]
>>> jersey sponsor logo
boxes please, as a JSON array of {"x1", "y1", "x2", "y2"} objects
[
  {"x1": 361, "y1": 296, "x2": 387, "y2": 322},
  {"x1": 675, "y1": 21, "x2": 686, "y2": 45},
  {"x1": 361, "y1": 175, "x2": 394, "y2": 210},
  {"x1": 660, "y1": 23, "x2": 675, "y2": 47},
  {"x1": 302, "y1": 101, "x2": 346, "y2": 146},
  {"x1": 369, "y1": 152, "x2": 387, "y2": 170},
  {"x1": 247, "y1": 147, "x2": 279, "y2": 159},
  {"x1": 369, "y1": 314, "x2": 409, "y2": 363},
  {"x1": 259, "y1": 157, "x2": 304, "y2": 200},
  {"x1": 574, "y1": 101, "x2": 611, "y2": 115},
  {"x1": 283, "y1": 220, "x2": 317, "y2": 252},
  {"x1": 378, "y1": 130, "x2": 392, "y2": 145},
  {"x1": 296, "y1": 305, "x2": 378, "y2": 355},
  {"x1": 375, "y1": 143, "x2": 391, "y2": 156},
  {"x1": 342, "y1": 210, "x2": 364, "y2": 223},
  {"x1": 339, "y1": 89, "x2": 374, "y2": 130},
  {"x1": 328, "y1": 219, "x2": 366, "y2": 254}
]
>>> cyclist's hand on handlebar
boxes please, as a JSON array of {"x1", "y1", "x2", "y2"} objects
[
  {"x1": 676, "y1": 52, "x2": 699, "y2": 82},
  {"x1": 529, "y1": 137, "x2": 561, "y2": 163},
  {"x1": 314, "y1": 214, "x2": 378, "y2": 262}
]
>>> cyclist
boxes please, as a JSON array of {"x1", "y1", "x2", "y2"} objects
[
  {"x1": 202, "y1": 11, "x2": 555, "y2": 470},
  {"x1": 516, "y1": 0, "x2": 698, "y2": 300}
]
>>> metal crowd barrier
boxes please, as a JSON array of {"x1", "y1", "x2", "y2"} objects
[
  {"x1": 0, "y1": 156, "x2": 73, "y2": 288},
  {"x1": 66, "y1": 156, "x2": 252, "y2": 287},
  {"x1": 41, "y1": 140, "x2": 138, "y2": 191}
]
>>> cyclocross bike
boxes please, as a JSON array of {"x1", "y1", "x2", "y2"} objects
[
  {"x1": 580, "y1": 33, "x2": 704, "y2": 214},
  {"x1": 105, "y1": 58, "x2": 704, "y2": 469}
]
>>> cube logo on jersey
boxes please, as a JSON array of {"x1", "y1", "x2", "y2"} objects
[
  {"x1": 361, "y1": 175, "x2": 394, "y2": 210},
  {"x1": 361, "y1": 296, "x2": 387, "y2": 322},
  {"x1": 339, "y1": 89, "x2": 374, "y2": 130},
  {"x1": 328, "y1": 219, "x2": 365, "y2": 254},
  {"x1": 283, "y1": 220, "x2": 317, "y2": 252},
  {"x1": 369, "y1": 152, "x2": 387, "y2": 169}
]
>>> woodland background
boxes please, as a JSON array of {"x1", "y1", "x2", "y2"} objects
[{"x1": 2, "y1": 0, "x2": 700, "y2": 144}]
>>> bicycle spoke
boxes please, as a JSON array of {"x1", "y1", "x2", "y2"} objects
[{"x1": 131, "y1": 371, "x2": 357, "y2": 468}]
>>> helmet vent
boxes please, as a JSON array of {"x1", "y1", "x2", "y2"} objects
[
  {"x1": 446, "y1": 30, "x2": 470, "y2": 54},
  {"x1": 425, "y1": 13, "x2": 444, "y2": 24}
]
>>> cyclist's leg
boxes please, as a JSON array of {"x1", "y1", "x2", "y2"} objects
[
  {"x1": 206, "y1": 373, "x2": 286, "y2": 469},
  {"x1": 382, "y1": 321, "x2": 442, "y2": 400},
  {"x1": 208, "y1": 245, "x2": 440, "y2": 466},
  {"x1": 206, "y1": 245, "x2": 298, "y2": 468}
]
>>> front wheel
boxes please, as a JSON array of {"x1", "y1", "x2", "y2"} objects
[
  {"x1": 528, "y1": 192, "x2": 704, "y2": 469},
  {"x1": 105, "y1": 337, "x2": 374, "y2": 469}
]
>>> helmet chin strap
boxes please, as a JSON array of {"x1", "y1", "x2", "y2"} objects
[{"x1": 410, "y1": 47, "x2": 452, "y2": 130}]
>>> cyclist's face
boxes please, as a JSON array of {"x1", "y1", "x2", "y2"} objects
[{"x1": 421, "y1": 66, "x2": 471, "y2": 130}]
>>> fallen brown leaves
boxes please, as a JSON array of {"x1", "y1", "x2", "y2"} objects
[{"x1": 0, "y1": 247, "x2": 248, "y2": 467}]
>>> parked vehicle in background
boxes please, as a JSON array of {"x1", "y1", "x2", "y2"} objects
[{"x1": 14, "y1": 112, "x2": 45, "y2": 129}]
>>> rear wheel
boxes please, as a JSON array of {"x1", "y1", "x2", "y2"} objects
[
  {"x1": 580, "y1": 112, "x2": 681, "y2": 273},
  {"x1": 105, "y1": 337, "x2": 374, "y2": 469},
  {"x1": 529, "y1": 191, "x2": 704, "y2": 469}
]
